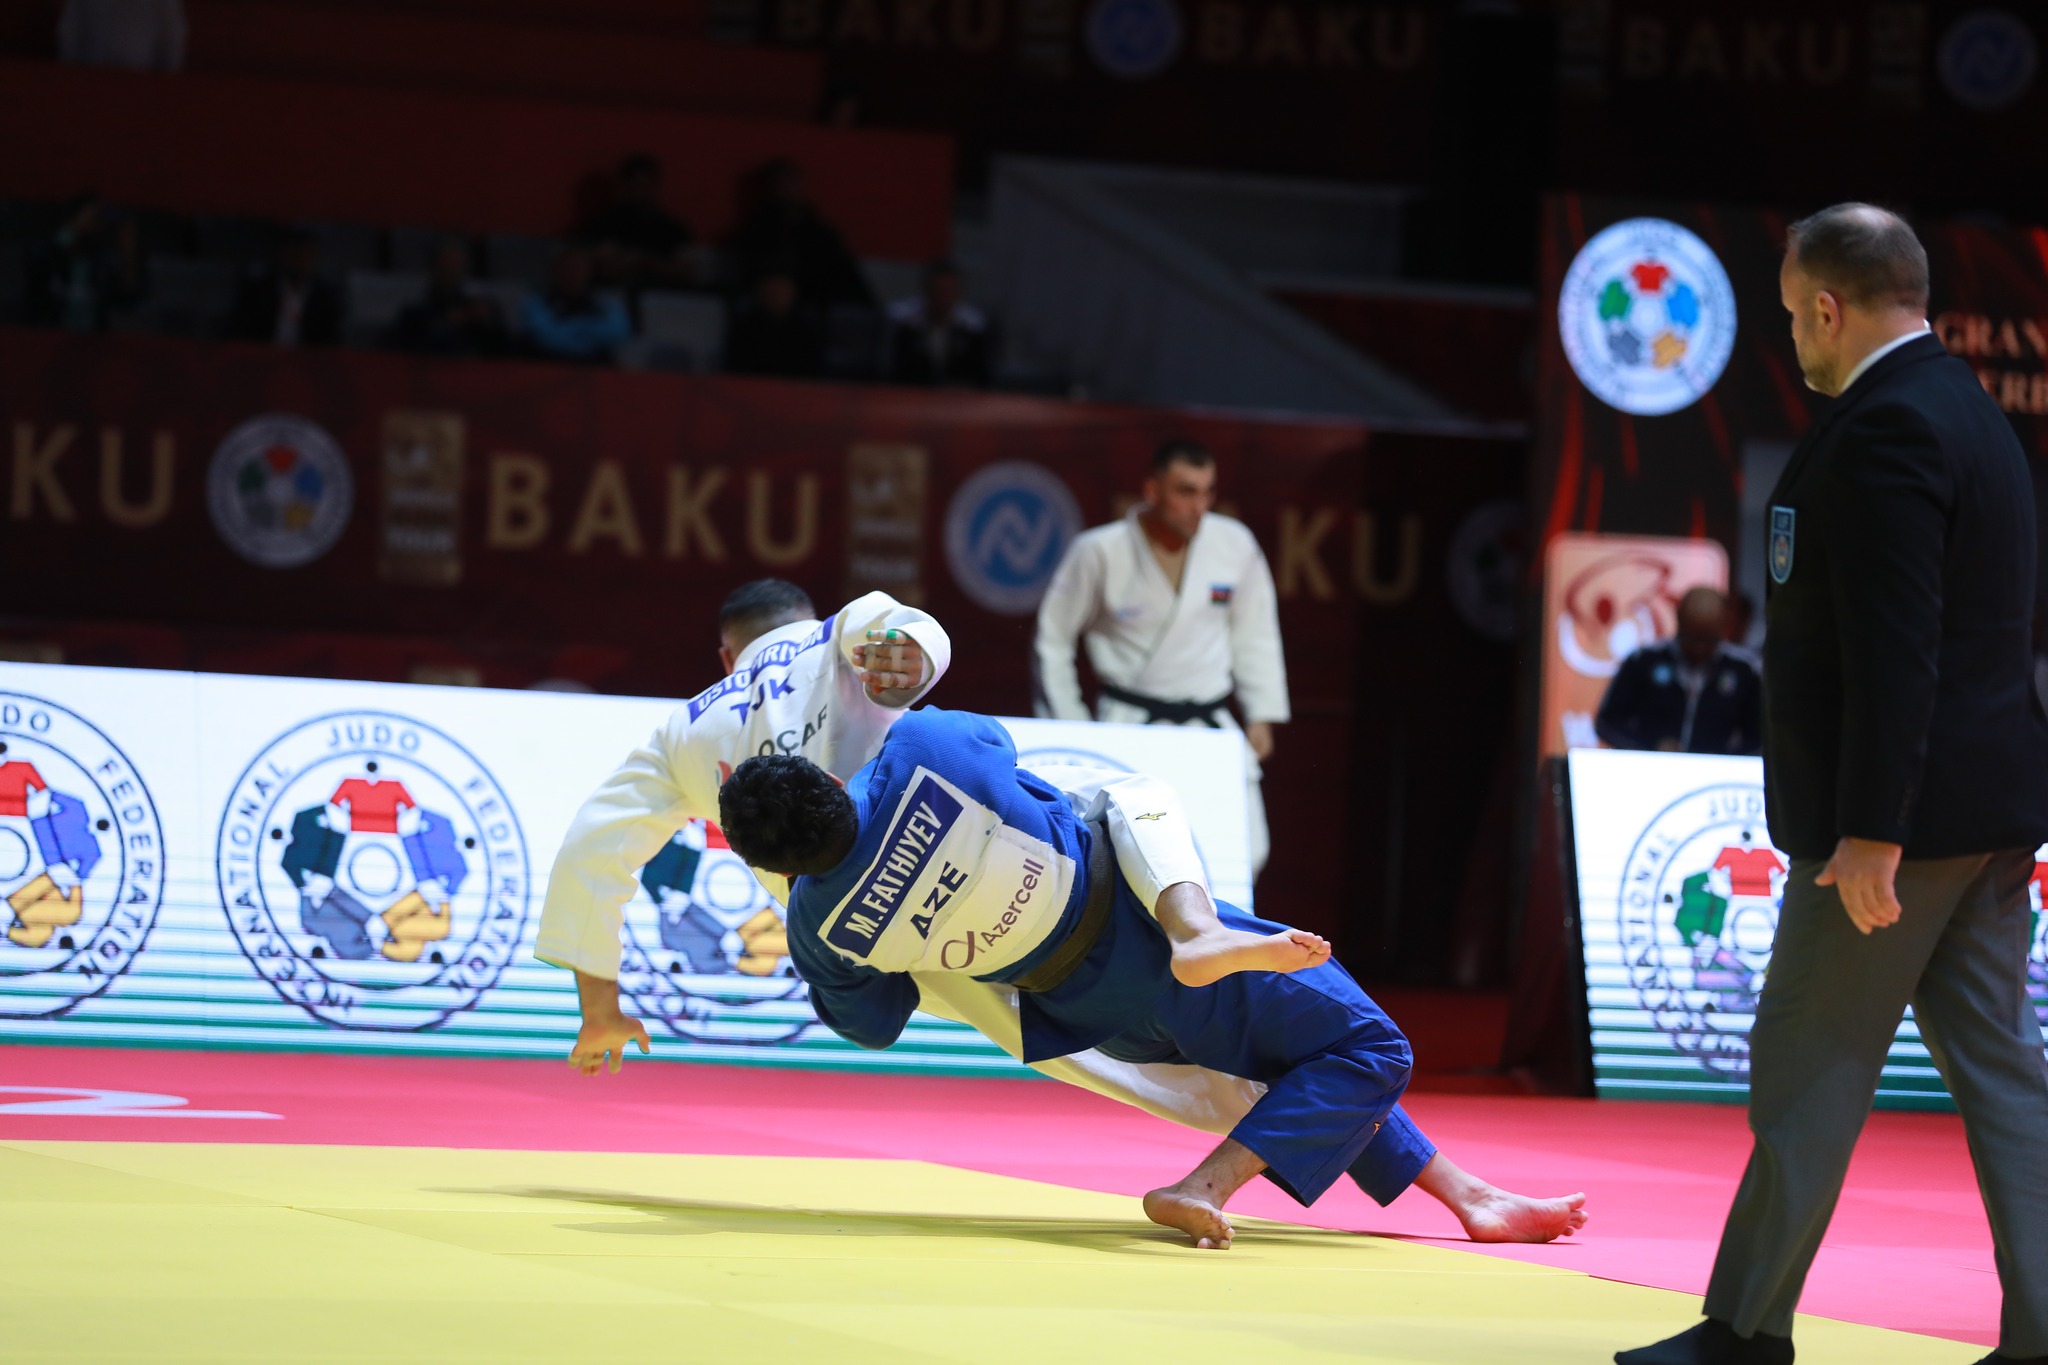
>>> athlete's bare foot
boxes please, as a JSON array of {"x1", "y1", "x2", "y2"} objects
[
  {"x1": 1171, "y1": 927, "x2": 1331, "y2": 988},
  {"x1": 1455, "y1": 1187, "x2": 1588, "y2": 1243},
  {"x1": 1414, "y1": 1150, "x2": 1587, "y2": 1244},
  {"x1": 1143, "y1": 1184, "x2": 1236, "y2": 1249}
]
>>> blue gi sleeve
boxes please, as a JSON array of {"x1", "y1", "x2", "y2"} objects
[{"x1": 785, "y1": 890, "x2": 921, "y2": 1050}]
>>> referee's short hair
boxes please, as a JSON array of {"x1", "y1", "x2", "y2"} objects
[
  {"x1": 1786, "y1": 203, "x2": 1929, "y2": 312},
  {"x1": 1151, "y1": 438, "x2": 1215, "y2": 474}
]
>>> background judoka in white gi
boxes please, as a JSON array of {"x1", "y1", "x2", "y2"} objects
[
  {"x1": 1034, "y1": 439, "x2": 1290, "y2": 877},
  {"x1": 538, "y1": 580, "x2": 1267, "y2": 1133}
]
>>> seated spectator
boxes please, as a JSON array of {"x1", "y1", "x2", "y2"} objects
[
  {"x1": 520, "y1": 247, "x2": 630, "y2": 364},
  {"x1": 1595, "y1": 587, "x2": 1763, "y2": 755},
  {"x1": 724, "y1": 268, "x2": 824, "y2": 378},
  {"x1": 226, "y1": 228, "x2": 342, "y2": 347},
  {"x1": 387, "y1": 242, "x2": 507, "y2": 358},
  {"x1": 59, "y1": 0, "x2": 185, "y2": 70},
  {"x1": 727, "y1": 158, "x2": 871, "y2": 310},
  {"x1": 888, "y1": 260, "x2": 990, "y2": 388},
  {"x1": 24, "y1": 193, "x2": 145, "y2": 331},
  {"x1": 581, "y1": 153, "x2": 700, "y2": 292},
  {"x1": 1725, "y1": 589, "x2": 1756, "y2": 646}
]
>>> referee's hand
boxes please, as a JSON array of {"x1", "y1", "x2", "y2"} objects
[{"x1": 1817, "y1": 837, "x2": 1905, "y2": 934}]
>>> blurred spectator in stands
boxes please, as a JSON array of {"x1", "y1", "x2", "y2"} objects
[
  {"x1": 521, "y1": 246, "x2": 629, "y2": 364},
  {"x1": 226, "y1": 227, "x2": 341, "y2": 347},
  {"x1": 581, "y1": 153, "x2": 701, "y2": 292},
  {"x1": 388, "y1": 242, "x2": 506, "y2": 358},
  {"x1": 816, "y1": 79, "x2": 864, "y2": 127},
  {"x1": 24, "y1": 193, "x2": 145, "y2": 331},
  {"x1": 888, "y1": 260, "x2": 990, "y2": 388},
  {"x1": 727, "y1": 159, "x2": 871, "y2": 310},
  {"x1": 59, "y1": 0, "x2": 186, "y2": 70},
  {"x1": 1595, "y1": 587, "x2": 1763, "y2": 755},
  {"x1": 724, "y1": 266, "x2": 824, "y2": 378},
  {"x1": 1726, "y1": 589, "x2": 1757, "y2": 646}
]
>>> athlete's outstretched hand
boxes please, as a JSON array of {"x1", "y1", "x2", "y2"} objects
[
  {"x1": 853, "y1": 629, "x2": 926, "y2": 697},
  {"x1": 569, "y1": 969, "x2": 650, "y2": 1075}
]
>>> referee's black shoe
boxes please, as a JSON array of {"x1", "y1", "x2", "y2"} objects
[
  {"x1": 1975, "y1": 1354, "x2": 2048, "y2": 1364},
  {"x1": 1616, "y1": 1320, "x2": 1793, "y2": 1365}
]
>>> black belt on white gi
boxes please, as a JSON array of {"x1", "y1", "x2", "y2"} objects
[
  {"x1": 1098, "y1": 681, "x2": 1233, "y2": 727},
  {"x1": 1010, "y1": 817, "x2": 1115, "y2": 995}
]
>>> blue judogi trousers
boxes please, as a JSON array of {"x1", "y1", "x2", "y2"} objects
[{"x1": 1092, "y1": 899, "x2": 1437, "y2": 1207}]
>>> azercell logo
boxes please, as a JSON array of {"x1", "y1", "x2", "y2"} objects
[
  {"x1": 826, "y1": 777, "x2": 962, "y2": 957},
  {"x1": 938, "y1": 857, "x2": 1046, "y2": 971}
]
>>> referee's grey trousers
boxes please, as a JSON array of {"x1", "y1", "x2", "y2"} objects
[{"x1": 1703, "y1": 849, "x2": 2048, "y2": 1353}]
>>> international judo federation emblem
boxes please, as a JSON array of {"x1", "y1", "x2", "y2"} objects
[
  {"x1": 1768, "y1": 506, "x2": 1796, "y2": 585},
  {"x1": 616, "y1": 818, "x2": 809, "y2": 1045},
  {"x1": 1559, "y1": 218, "x2": 1737, "y2": 417},
  {"x1": 1617, "y1": 783, "x2": 1789, "y2": 1076},
  {"x1": 215, "y1": 712, "x2": 530, "y2": 1031},
  {"x1": 0, "y1": 694, "x2": 164, "y2": 1017},
  {"x1": 207, "y1": 413, "x2": 355, "y2": 569}
]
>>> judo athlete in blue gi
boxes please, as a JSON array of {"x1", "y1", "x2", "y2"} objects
[{"x1": 717, "y1": 707, "x2": 1590, "y2": 1250}]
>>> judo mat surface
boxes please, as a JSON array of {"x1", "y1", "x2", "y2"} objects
[{"x1": 0, "y1": 1044, "x2": 2002, "y2": 1363}]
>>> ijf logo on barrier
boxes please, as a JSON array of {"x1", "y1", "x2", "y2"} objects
[
  {"x1": 945, "y1": 461, "x2": 1084, "y2": 616},
  {"x1": 1086, "y1": 0, "x2": 1183, "y2": 78},
  {"x1": 616, "y1": 818, "x2": 811, "y2": 1046},
  {"x1": 1939, "y1": 9, "x2": 2038, "y2": 111},
  {"x1": 0, "y1": 694, "x2": 164, "y2": 1017},
  {"x1": 215, "y1": 712, "x2": 529, "y2": 1031},
  {"x1": 1559, "y1": 218, "x2": 1737, "y2": 417},
  {"x1": 208, "y1": 414, "x2": 355, "y2": 569},
  {"x1": 1616, "y1": 783, "x2": 1788, "y2": 1076}
]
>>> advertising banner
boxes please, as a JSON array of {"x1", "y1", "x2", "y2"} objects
[
  {"x1": 1537, "y1": 532, "x2": 1727, "y2": 757},
  {"x1": 0, "y1": 327, "x2": 1527, "y2": 959},
  {"x1": 0, "y1": 661, "x2": 1250, "y2": 1070},
  {"x1": 1570, "y1": 748, "x2": 2048, "y2": 1109}
]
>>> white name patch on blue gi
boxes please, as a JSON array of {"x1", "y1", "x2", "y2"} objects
[{"x1": 826, "y1": 775, "x2": 963, "y2": 957}]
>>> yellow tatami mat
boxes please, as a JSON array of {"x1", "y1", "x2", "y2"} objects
[{"x1": 0, "y1": 1141, "x2": 1980, "y2": 1364}]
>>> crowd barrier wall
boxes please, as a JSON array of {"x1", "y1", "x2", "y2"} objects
[
  {"x1": 0, "y1": 328, "x2": 1526, "y2": 965},
  {"x1": 0, "y1": 59, "x2": 951, "y2": 258},
  {"x1": 0, "y1": 660, "x2": 1249, "y2": 1068}
]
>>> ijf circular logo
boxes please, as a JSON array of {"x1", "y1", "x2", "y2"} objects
[
  {"x1": 215, "y1": 712, "x2": 530, "y2": 1031},
  {"x1": 0, "y1": 694, "x2": 164, "y2": 1017},
  {"x1": 1560, "y1": 218, "x2": 1737, "y2": 417},
  {"x1": 1087, "y1": 0, "x2": 1183, "y2": 78},
  {"x1": 208, "y1": 413, "x2": 355, "y2": 569},
  {"x1": 1617, "y1": 783, "x2": 1787, "y2": 1076},
  {"x1": 945, "y1": 461, "x2": 1084, "y2": 616},
  {"x1": 617, "y1": 818, "x2": 811, "y2": 1046},
  {"x1": 1939, "y1": 10, "x2": 2038, "y2": 111}
]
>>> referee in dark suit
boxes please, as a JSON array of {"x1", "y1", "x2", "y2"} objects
[{"x1": 1621, "y1": 205, "x2": 2048, "y2": 1364}]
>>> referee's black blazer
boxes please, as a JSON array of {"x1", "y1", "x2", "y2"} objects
[{"x1": 1762, "y1": 331, "x2": 2048, "y2": 861}]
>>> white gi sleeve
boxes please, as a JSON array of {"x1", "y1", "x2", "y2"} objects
[
  {"x1": 534, "y1": 713, "x2": 702, "y2": 981},
  {"x1": 835, "y1": 591, "x2": 951, "y2": 709},
  {"x1": 1033, "y1": 536, "x2": 1101, "y2": 720},
  {"x1": 909, "y1": 974, "x2": 1263, "y2": 1135},
  {"x1": 1029, "y1": 765, "x2": 1209, "y2": 912},
  {"x1": 1229, "y1": 534, "x2": 1291, "y2": 724}
]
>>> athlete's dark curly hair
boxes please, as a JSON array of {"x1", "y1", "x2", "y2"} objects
[{"x1": 717, "y1": 754, "x2": 859, "y2": 877}]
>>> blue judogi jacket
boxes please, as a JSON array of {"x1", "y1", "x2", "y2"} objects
[{"x1": 785, "y1": 708, "x2": 1170, "y2": 1063}]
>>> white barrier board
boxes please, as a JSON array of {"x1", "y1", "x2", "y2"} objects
[
  {"x1": 1570, "y1": 747, "x2": 2048, "y2": 1109},
  {"x1": 0, "y1": 663, "x2": 1250, "y2": 1072}
]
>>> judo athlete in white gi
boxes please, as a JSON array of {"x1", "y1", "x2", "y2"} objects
[
  {"x1": 1035, "y1": 438, "x2": 1288, "y2": 876},
  {"x1": 539, "y1": 578, "x2": 1282, "y2": 1130},
  {"x1": 713, "y1": 708, "x2": 1592, "y2": 1251}
]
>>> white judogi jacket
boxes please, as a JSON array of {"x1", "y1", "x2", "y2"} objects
[
  {"x1": 537, "y1": 591, "x2": 1265, "y2": 1132},
  {"x1": 1034, "y1": 510, "x2": 1290, "y2": 730}
]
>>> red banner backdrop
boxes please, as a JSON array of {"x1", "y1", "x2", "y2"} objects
[{"x1": 0, "y1": 329, "x2": 1523, "y2": 968}]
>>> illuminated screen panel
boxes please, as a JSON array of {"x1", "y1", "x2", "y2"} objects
[
  {"x1": 0, "y1": 662, "x2": 1251, "y2": 1070},
  {"x1": 1570, "y1": 748, "x2": 2048, "y2": 1110}
]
